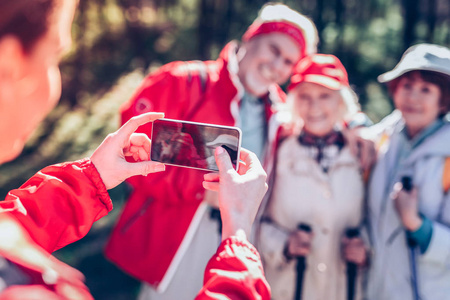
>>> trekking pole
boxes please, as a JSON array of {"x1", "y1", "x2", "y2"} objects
[
  {"x1": 210, "y1": 208, "x2": 222, "y2": 237},
  {"x1": 401, "y1": 176, "x2": 420, "y2": 300},
  {"x1": 294, "y1": 223, "x2": 312, "y2": 300},
  {"x1": 345, "y1": 228, "x2": 360, "y2": 300}
]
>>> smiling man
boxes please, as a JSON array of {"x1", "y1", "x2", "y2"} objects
[{"x1": 105, "y1": 4, "x2": 318, "y2": 299}]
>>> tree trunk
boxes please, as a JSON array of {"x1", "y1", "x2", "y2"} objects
[
  {"x1": 316, "y1": 0, "x2": 325, "y2": 52},
  {"x1": 402, "y1": 0, "x2": 420, "y2": 49},
  {"x1": 426, "y1": 0, "x2": 437, "y2": 42},
  {"x1": 215, "y1": 0, "x2": 233, "y2": 50},
  {"x1": 198, "y1": 0, "x2": 215, "y2": 59},
  {"x1": 335, "y1": 0, "x2": 345, "y2": 56},
  {"x1": 68, "y1": 0, "x2": 89, "y2": 106}
]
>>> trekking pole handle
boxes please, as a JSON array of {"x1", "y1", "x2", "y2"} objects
[
  {"x1": 345, "y1": 228, "x2": 360, "y2": 300},
  {"x1": 294, "y1": 223, "x2": 312, "y2": 300},
  {"x1": 401, "y1": 176, "x2": 413, "y2": 192}
]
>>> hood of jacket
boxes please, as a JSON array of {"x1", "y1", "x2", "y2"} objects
[{"x1": 390, "y1": 118, "x2": 450, "y2": 163}]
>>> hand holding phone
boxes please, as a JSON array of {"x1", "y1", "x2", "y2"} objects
[
  {"x1": 91, "y1": 112, "x2": 166, "y2": 189},
  {"x1": 150, "y1": 119, "x2": 241, "y2": 172},
  {"x1": 203, "y1": 147, "x2": 268, "y2": 240}
]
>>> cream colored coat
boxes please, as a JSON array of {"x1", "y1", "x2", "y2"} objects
[{"x1": 257, "y1": 136, "x2": 365, "y2": 300}]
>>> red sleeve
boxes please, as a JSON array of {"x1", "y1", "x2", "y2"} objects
[
  {"x1": 0, "y1": 158, "x2": 111, "y2": 253},
  {"x1": 0, "y1": 213, "x2": 94, "y2": 300},
  {"x1": 0, "y1": 285, "x2": 92, "y2": 300},
  {"x1": 195, "y1": 236, "x2": 271, "y2": 300}
]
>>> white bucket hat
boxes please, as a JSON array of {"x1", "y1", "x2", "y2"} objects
[{"x1": 378, "y1": 43, "x2": 450, "y2": 83}]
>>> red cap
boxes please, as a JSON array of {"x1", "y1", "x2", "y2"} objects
[
  {"x1": 289, "y1": 54, "x2": 349, "y2": 91},
  {"x1": 241, "y1": 4, "x2": 318, "y2": 60},
  {"x1": 243, "y1": 21, "x2": 307, "y2": 58}
]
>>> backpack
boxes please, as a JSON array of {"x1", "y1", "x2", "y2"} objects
[{"x1": 443, "y1": 157, "x2": 450, "y2": 194}]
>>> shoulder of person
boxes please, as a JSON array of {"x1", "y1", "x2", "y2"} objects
[
  {"x1": 355, "y1": 110, "x2": 402, "y2": 149},
  {"x1": 139, "y1": 60, "x2": 208, "y2": 81},
  {"x1": 163, "y1": 60, "x2": 218, "y2": 79},
  {"x1": 372, "y1": 110, "x2": 403, "y2": 136}
]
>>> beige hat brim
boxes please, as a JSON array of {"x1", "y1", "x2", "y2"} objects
[
  {"x1": 378, "y1": 43, "x2": 450, "y2": 83},
  {"x1": 378, "y1": 65, "x2": 450, "y2": 83}
]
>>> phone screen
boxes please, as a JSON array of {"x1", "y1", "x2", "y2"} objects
[{"x1": 151, "y1": 119, "x2": 241, "y2": 171}]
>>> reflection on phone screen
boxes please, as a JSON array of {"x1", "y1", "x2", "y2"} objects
[{"x1": 151, "y1": 119, "x2": 240, "y2": 171}]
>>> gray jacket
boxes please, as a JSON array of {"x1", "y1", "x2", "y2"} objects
[{"x1": 366, "y1": 113, "x2": 450, "y2": 300}]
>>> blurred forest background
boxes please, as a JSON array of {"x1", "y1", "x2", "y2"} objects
[{"x1": 0, "y1": 0, "x2": 449, "y2": 299}]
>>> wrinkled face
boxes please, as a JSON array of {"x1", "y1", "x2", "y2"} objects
[
  {"x1": 393, "y1": 72, "x2": 442, "y2": 137},
  {"x1": 0, "y1": 0, "x2": 75, "y2": 164},
  {"x1": 291, "y1": 82, "x2": 344, "y2": 137},
  {"x1": 238, "y1": 33, "x2": 302, "y2": 96}
]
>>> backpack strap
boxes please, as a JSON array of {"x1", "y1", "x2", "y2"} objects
[{"x1": 443, "y1": 157, "x2": 450, "y2": 194}]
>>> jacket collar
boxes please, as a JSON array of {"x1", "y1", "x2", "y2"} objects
[{"x1": 391, "y1": 118, "x2": 450, "y2": 165}]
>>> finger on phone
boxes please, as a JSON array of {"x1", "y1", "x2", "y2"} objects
[
  {"x1": 203, "y1": 181, "x2": 219, "y2": 192},
  {"x1": 138, "y1": 147, "x2": 149, "y2": 161},
  {"x1": 237, "y1": 160, "x2": 249, "y2": 175},
  {"x1": 131, "y1": 133, "x2": 152, "y2": 152},
  {"x1": 126, "y1": 161, "x2": 165, "y2": 177},
  {"x1": 215, "y1": 146, "x2": 234, "y2": 173},
  {"x1": 132, "y1": 152, "x2": 139, "y2": 161},
  {"x1": 117, "y1": 112, "x2": 164, "y2": 141},
  {"x1": 204, "y1": 172, "x2": 220, "y2": 182},
  {"x1": 239, "y1": 148, "x2": 260, "y2": 168},
  {"x1": 239, "y1": 148, "x2": 252, "y2": 164},
  {"x1": 128, "y1": 145, "x2": 139, "y2": 154}
]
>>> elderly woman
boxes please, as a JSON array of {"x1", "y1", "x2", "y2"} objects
[{"x1": 258, "y1": 54, "x2": 369, "y2": 300}]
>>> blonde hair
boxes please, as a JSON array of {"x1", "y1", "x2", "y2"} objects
[{"x1": 339, "y1": 86, "x2": 360, "y2": 121}]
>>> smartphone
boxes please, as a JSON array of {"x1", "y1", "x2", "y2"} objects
[{"x1": 150, "y1": 118, "x2": 241, "y2": 171}]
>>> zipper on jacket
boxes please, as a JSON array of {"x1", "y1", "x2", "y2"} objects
[{"x1": 120, "y1": 197, "x2": 154, "y2": 234}]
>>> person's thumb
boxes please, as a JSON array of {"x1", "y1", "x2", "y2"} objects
[
  {"x1": 127, "y1": 161, "x2": 166, "y2": 177},
  {"x1": 215, "y1": 146, "x2": 234, "y2": 175}
]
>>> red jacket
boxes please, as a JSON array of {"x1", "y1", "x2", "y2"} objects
[
  {"x1": 0, "y1": 158, "x2": 111, "y2": 299},
  {"x1": 196, "y1": 236, "x2": 271, "y2": 300},
  {"x1": 0, "y1": 159, "x2": 112, "y2": 252},
  {"x1": 105, "y1": 41, "x2": 285, "y2": 288},
  {"x1": 0, "y1": 158, "x2": 270, "y2": 299}
]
